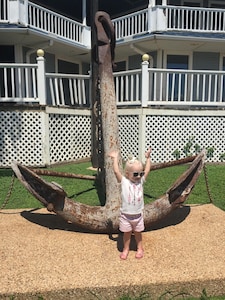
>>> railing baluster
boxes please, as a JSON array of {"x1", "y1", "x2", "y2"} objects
[
  {"x1": 171, "y1": 73, "x2": 175, "y2": 101},
  {"x1": 196, "y1": 74, "x2": 200, "y2": 101},
  {"x1": 202, "y1": 74, "x2": 206, "y2": 102},
  {"x1": 206, "y1": 10, "x2": 209, "y2": 30},
  {"x1": 190, "y1": 73, "x2": 193, "y2": 102},
  {"x1": 166, "y1": 73, "x2": 169, "y2": 101},
  {"x1": 214, "y1": 74, "x2": 218, "y2": 102},
  {"x1": 25, "y1": 68, "x2": 29, "y2": 97},
  {"x1": 223, "y1": 13, "x2": 225, "y2": 31},
  {"x1": 69, "y1": 78, "x2": 74, "y2": 105},
  {"x1": 74, "y1": 79, "x2": 79, "y2": 104},
  {"x1": 153, "y1": 73, "x2": 157, "y2": 101},
  {"x1": 11, "y1": 68, "x2": 15, "y2": 98},
  {"x1": 18, "y1": 68, "x2": 22, "y2": 98},
  {"x1": 137, "y1": 74, "x2": 140, "y2": 100},
  {"x1": 54, "y1": 78, "x2": 60, "y2": 105},
  {"x1": 194, "y1": 9, "x2": 197, "y2": 30},
  {"x1": 4, "y1": 68, "x2": 8, "y2": 98},
  {"x1": 219, "y1": 74, "x2": 224, "y2": 102},
  {"x1": 184, "y1": 73, "x2": 187, "y2": 102},
  {"x1": 59, "y1": 78, "x2": 64, "y2": 105},
  {"x1": 121, "y1": 75, "x2": 124, "y2": 101},
  {"x1": 130, "y1": 74, "x2": 133, "y2": 100},
  {"x1": 178, "y1": 73, "x2": 181, "y2": 101},
  {"x1": 78, "y1": 79, "x2": 82, "y2": 105},
  {"x1": 208, "y1": 75, "x2": 212, "y2": 102},
  {"x1": 32, "y1": 68, "x2": 37, "y2": 99},
  {"x1": 159, "y1": 73, "x2": 163, "y2": 100},
  {"x1": 202, "y1": 10, "x2": 205, "y2": 30}
]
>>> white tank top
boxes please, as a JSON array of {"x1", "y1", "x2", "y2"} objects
[{"x1": 120, "y1": 176, "x2": 145, "y2": 214}]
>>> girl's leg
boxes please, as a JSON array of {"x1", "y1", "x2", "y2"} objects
[
  {"x1": 120, "y1": 231, "x2": 132, "y2": 260},
  {"x1": 134, "y1": 231, "x2": 144, "y2": 259}
]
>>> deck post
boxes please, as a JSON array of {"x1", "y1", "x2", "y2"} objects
[
  {"x1": 141, "y1": 54, "x2": 150, "y2": 107},
  {"x1": 8, "y1": 0, "x2": 28, "y2": 26},
  {"x1": 36, "y1": 49, "x2": 47, "y2": 106},
  {"x1": 147, "y1": 0, "x2": 155, "y2": 33}
]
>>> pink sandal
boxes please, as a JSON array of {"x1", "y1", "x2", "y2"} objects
[
  {"x1": 135, "y1": 249, "x2": 144, "y2": 259},
  {"x1": 120, "y1": 250, "x2": 129, "y2": 260}
]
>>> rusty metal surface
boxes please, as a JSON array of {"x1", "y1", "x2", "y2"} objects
[
  {"x1": 12, "y1": 150, "x2": 205, "y2": 233},
  {"x1": 31, "y1": 169, "x2": 96, "y2": 181}
]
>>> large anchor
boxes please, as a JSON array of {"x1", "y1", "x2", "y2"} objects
[{"x1": 12, "y1": 12, "x2": 206, "y2": 233}]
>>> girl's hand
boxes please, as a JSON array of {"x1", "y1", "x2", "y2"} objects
[{"x1": 145, "y1": 147, "x2": 151, "y2": 159}]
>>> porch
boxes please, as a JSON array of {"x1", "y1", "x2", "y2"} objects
[{"x1": 1, "y1": 52, "x2": 225, "y2": 167}]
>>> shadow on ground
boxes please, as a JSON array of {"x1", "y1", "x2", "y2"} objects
[{"x1": 21, "y1": 205, "x2": 190, "y2": 252}]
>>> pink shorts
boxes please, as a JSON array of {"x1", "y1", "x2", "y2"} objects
[{"x1": 119, "y1": 213, "x2": 144, "y2": 233}]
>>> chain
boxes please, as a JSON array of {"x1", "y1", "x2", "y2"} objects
[
  {"x1": 0, "y1": 172, "x2": 15, "y2": 210},
  {"x1": 203, "y1": 164, "x2": 214, "y2": 203}
]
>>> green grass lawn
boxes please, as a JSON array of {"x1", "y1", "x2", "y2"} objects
[{"x1": 0, "y1": 161, "x2": 225, "y2": 211}]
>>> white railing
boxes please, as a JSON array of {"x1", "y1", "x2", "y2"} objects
[
  {"x1": 0, "y1": 63, "x2": 38, "y2": 102},
  {"x1": 113, "y1": 9, "x2": 148, "y2": 40},
  {"x1": 163, "y1": 5, "x2": 225, "y2": 32},
  {"x1": 113, "y1": 63, "x2": 225, "y2": 106},
  {"x1": 28, "y1": 2, "x2": 88, "y2": 45},
  {"x1": 147, "y1": 68, "x2": 225, "y2": 105},
  {"x1": 46, "y1": 73, "x2": 90, "y2": 107},
  {"x1": 114, "y1": 69, "x2": 142, "y2": 105},
  {"x1": 2, "y1": 1, "x2": 225, "y2": 45},
  {"x1": 1, "y1": 58, "x2": 225, "y2": 107}
]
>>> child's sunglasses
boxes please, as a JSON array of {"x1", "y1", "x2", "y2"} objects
[{"x1": 132, "y1": 172, "x2": 145, "y2": 177}]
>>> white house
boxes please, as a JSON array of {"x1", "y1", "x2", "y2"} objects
[{"x1": 1, "y1": 0, "x2": 225, "y2": 167}]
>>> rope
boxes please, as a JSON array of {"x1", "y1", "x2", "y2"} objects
[
  {"x1": 203, "y1": 164, "x2": 214, "y2": 203},
  {"x1": 0, "y1": 172, "x2": 15, "y2": 210}
]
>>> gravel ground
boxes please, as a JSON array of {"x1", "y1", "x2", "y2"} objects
[{"x1": 0, "y1": 203, "x2": 225, "y2": 300}]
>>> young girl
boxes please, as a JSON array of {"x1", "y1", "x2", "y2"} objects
[{"x1": 109, "y1": 148, "x2": 151, "y2": 260}]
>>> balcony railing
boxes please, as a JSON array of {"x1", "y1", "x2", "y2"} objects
[
  {"x1": 147, "y1": 68, "x2": 225, "y2": 106},
  {"x1": 2, "y1": 0, "x2": 90, "y2": 47},
  {"x1": 27, "y1": 2, "x2": 90, "y2": 46},
  {"x1": 46, "y1": 73, "x2": 90, "y2": 107},
  {"x1": 1, "y1": 57, "x2": 225, "y2": 108},
  {"x1": 2, "y1": 1, "x2": 225, "y2": 47},
  {"x1": 114, "y1": 69, "x2": 142, "y2": 105},
  {"x1": 0, "y1": 63, "x2": 38, "y2": 102},
  {"x1": 113, "y1": 9, "x2": 148, "y2": 40},
  {"x1": 164, "y1": 5, "x2": 225, "y2": 32}
]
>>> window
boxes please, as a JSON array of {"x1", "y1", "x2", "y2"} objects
[
  {"x1": 209, "y1": 1, "x2": 225, "y2": 9},
  {"x1": 0, "y1": 46, "x2": 14, "y2": 63},
  {"x1": 58, "y1": 60, "x2": 79, "y2": 74},
  {"x1": 181, "y1": 0, "x2": 203, "y2": 7},
  {"x1": 0, "y1": 46, "x2": 15, "y2": 98},
  {"x1": 114, "y1": 61, "x2": 126, "y2": 72},
  {"x1": 166, "y1": 55, "x2": 189, "y2": 101},
  {"x1": 167, "y1": 55, "x2": 188, "y2": 70}
]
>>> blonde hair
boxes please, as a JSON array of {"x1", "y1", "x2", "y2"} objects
[{"x1": 124, "y1": 154, "x2": 143, "y2": 173}]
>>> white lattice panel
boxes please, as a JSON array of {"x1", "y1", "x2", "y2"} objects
[
  {"x1": 118, "y1": 115, "x2": 139, "y2": 159},
  {"x1": 49, "y1": 114, "x2": 91, "y2": 164},
  {"x1": 1, "y1": 109, "x2": 225, "y2": 167},
  {"x1": 0, "y1": 111, "x2": 44, "y2": 167},
  {"x1": 145, "y1": 115, "x2": 225, "y2": 163}
]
